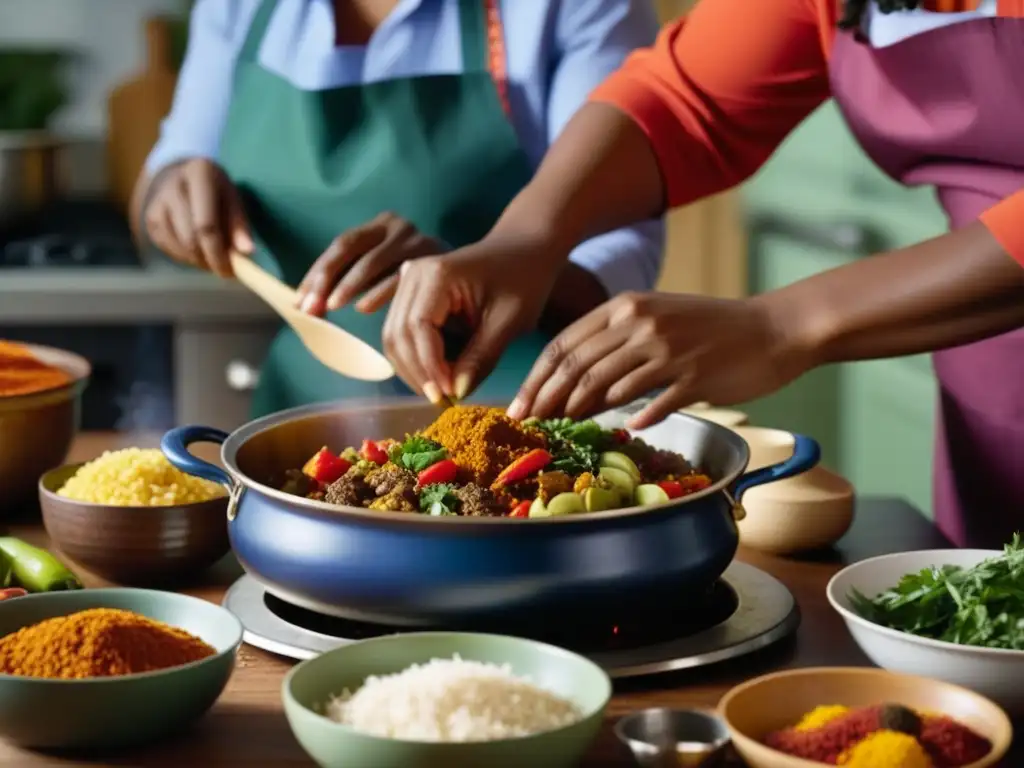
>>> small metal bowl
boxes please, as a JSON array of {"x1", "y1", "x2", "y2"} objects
[{"x1": 615, "y1": 707, "x2": 731, "y2": 767}]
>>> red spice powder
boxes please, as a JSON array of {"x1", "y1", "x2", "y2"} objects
[
  {"x1": 920, "y1": 715, "x2": 992, "y2": 768},
  {"x1": 764, "y1": 706, "x2": 882, "y2": 764}
]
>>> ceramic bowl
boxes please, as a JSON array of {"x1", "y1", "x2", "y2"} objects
[
  {"x1": 828, "y1": 548, "x2": 1024, "y2": 713},
  {"x1": 38, "y1": 463, "x2": 231, "y2": 586},
  {"x1": 0, "y1": 342, "x2": 90, "y2": 509},
  {"x1": 719, "y1": 667, "x2": 1011, "y2": 768},
  {"x1": 679, "y1": 403, "x2": 749, "y2": 428},
  {"x1": 282, "y1": 632, "x2": 611, "y2": 768},
  {"x1": 729, "y1": 427, "x2": 853, "y2": 554},
  {"x1": 0, "y1": 587, "x2": 241, "y2": 749}
]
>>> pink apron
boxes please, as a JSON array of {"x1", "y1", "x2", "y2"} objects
[{"x1": 829, "y1": 16, "x2": 1024, "y2": 547}]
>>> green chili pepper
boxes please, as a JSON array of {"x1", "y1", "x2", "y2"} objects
[{"x1": 0, "y1": 538, "x2": 82, "y2": 592}]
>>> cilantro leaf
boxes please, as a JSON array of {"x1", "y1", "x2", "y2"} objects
[
  {"x1": 391, "y1": 435, "x2": 447, "y2": 473},
  {"x1": 532, "y1": 418, "x2": 608, "y2": 475},
  {"x1": 850, "y1": 533, "x2": 1024, "y2": 650},
  {"x1": 419, "y1": 483, "x2": 460, "y2": 516}
]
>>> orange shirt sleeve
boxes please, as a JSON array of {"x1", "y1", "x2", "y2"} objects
[
  {"x1": 979, "y1": 192, "x2": 1024, "y2": 267},
  {"x1": 590, "y1": 0, "x2": 833, "y2": 208}
]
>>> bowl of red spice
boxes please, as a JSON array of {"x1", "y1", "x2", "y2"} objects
[
  {"x1": 719, "y1": 667, "x2": 1011, "y2": 768},
  {"x1": 0, "y1": 587, "x2": 242, "y2": 749},
  {"x1": 0, "y1": 340, "x2": 90, "y2": 509}
]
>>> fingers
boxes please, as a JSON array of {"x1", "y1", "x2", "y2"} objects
[
  {"x1": 189, "y1": 163, "x2": 231, "y2": 277},
  {"x1": 355, "y1": 273, "x2": 399, "y2": 313},
  {"x1": 451, "y1": 298, "x2": 522, "y2": 401},
  {"x1": 521, "y1": 326, "x2": 631, "y2": 420},
  {"x1": 382, "y1": 259, "x2": 454, "y2": 399},
  {"x1": 297, "y1": 225, "x2": 387, "y2": 316},
  {"x1": 224, "y1": 184, "x2": 253, "y2": 255},
  {"x1": 507, "y1": 306, "x2": 612, "y2": 419},
  {"x1": 627, "y1": 380, "x2": 694, "y2": 430},
  {"x1": 562, "y1": 343, "x2": 656, "y2": 418},
  {"x1": 328, "y1": 223, "x2": 435, "y2": 311},
  {"x1": 165, "y1": 184, "x2": 198, "y2": 264}
]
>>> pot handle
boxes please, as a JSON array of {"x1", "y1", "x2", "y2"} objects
[
  {"x1": 731, "y1": 434, "x2": 821, "y2": 500},
  {"x1": 161, "y1": 425, "x2": 233, "y2": 489}
]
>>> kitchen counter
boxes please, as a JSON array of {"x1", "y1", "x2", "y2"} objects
[
  {"x1": 0, "y1": 260, "x2": 275, "y2": 323},
  {"x1": 0, "y1": 432, "x2": 1017, "y2": 767}
]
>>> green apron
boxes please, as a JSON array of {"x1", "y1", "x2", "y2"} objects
[{"x1": 217, "y1": 0, "x2": 548, "y2": 417}]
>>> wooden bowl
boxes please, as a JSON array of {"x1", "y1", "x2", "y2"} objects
[
  {"x1": 719, "y1": 667, "x2": 1012, "y2": 768},
  {"x1": 0, "y1": 343, "x2": 90, "y2": 509},
  {"x1": 38, "y1": 463, "x2": 230, "y2": 586},
  {"x1": 679, "y1": 403, "x2": 750, "y2": 428}
]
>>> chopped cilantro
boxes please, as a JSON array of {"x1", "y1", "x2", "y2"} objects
[
  {"x1": 850, "y1": 534, "x2": 1024, "y2": 650},
  {"x1": 533, "y1": 418, "x2": 610, "y2": 475},
  {"x1": 390, "y1": 435, "x2": 447, "y2": 473},
  {"x1": 419, "y1": 483, "x2": 460, "y2": 516}
]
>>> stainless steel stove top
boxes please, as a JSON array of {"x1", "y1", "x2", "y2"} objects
[{"x1": 223, "y1": 561, "x2": 799, "y2": 679}]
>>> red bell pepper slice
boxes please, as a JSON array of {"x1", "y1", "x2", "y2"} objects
[
  {"x1": 612, "y1": 429, "x2": 631, "y2": 444},
  {"x1": 509, "y1": 501, "x2": 531, "y2": 518},
  {"x1": 679, "y1": 474, "x2": 713, "y2": 494},
  {"x1": 417, "y1": 458, "x2": 458, "y2": 487},
  {"x1": 658, "y1": 480, "x2": 684, "y2": 500},
  {"x1": 361, "y1": 439, "x2": 389, "y2": 465},
  {"x1": 302, "y1": 447, "x2": 352, "y2": 484},
  {"x1": 0, "y1": 588, "x2": 27, "y2": 601},
  {"x1": 493, "y1": 449, "x2": 553, "y2": 488}
]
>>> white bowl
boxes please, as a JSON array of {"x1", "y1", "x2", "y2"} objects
[{"x1": 827, "y1": 549, "x2": 1024, "y2": 713}]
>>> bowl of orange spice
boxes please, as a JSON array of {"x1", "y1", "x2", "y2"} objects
[{"x1": 0, "y1": 340, "x2": 90, "y2": 508}]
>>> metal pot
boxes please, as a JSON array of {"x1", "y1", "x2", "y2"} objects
[
  {"x1": 162, "y1": 399, "x2": 819, "y2": 626},
  {"x1": 0, "y1": 132, "x2": 61, "y2": 227}
]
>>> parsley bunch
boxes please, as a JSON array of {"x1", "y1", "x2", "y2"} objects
[{"x1": 850, "y1": 534, "x2": 1024, "y2": 650}]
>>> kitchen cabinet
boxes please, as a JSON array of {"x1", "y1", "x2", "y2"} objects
[{"x1": 740, "y1": 103, "x2": 946, "y2": 516}]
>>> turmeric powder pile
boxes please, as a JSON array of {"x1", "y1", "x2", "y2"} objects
[
  {"x1": 0, "y1": 340, "x2": 72, "y2": 398},
  {"x1": 421, "y1": 405, "x2": 546, "y2": 486},
  {"x1": 0, "y1": 608, "x2": 216, "y2": 679}
]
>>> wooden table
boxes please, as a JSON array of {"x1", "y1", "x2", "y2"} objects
[{"x1": 0, "y1": 433, "x2": 1014, "y2": 766}]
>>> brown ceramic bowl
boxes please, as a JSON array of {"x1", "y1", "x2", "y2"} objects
[
  {"x1": 719, "y1": 667, "x2": 1012, "y2": 768},
  {"x1": 38, "y1": 463, "x2": 230, "y2": 586},
  {"x1": 0, "y1": 343, "x2": 90, "y2": 510}
]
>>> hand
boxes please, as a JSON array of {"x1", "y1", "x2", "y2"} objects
[
  {"x1": 507, "y1": 292, "x2": 815, "y2": 429},
  {"x1": 361, "y1": 234, "x2": 564, "y2": 403},
  {"x1": 143, "y1": 158, "x2": 252, "y2": 277},
  {"x1": 295, "y1": 212, "x2": 446, "y2": 317}
]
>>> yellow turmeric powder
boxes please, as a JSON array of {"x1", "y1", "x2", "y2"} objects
[
  {"x1": 0, "y1": 608, "x2": 216, "y2": 679},
  {"x1": 794, "y1": 704, "x2": 851, "y2": 731},
  {"x1": 421, "y1": 405, "x2": 546, "y2": 486},
  {"x1": 837, "y1": 730, "x2": 933, "y2": 768}
]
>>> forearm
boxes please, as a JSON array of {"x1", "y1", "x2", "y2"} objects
[
  {"x1": 489, "y1": 103, "x2": 666, "y2": 260},
  {"x1": 766, "y1": 222, "x2": 1024, "y2": 365}
]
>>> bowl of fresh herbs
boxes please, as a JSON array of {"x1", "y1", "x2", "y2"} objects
[{"x1": 827, "y1": 535, "x2": 1024, "y2": 713}]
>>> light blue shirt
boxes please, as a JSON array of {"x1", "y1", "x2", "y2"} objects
[{"x1": 147, "y1": 0, "x2": 665, "y2": 295}]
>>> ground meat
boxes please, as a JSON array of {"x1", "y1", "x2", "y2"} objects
[
  {"x1": 622, "y1": 438, "x2": 693, "y2": 478},
  {"x1": 364, "y1": 464, "x2": 418, "y2": 511},
  {"x1": 455, "y1": 483, "x2": 510, "y2": 517},
  {"x1": 536, "y1": 471, "x2": 574, "y2": 503},
  {"x1": 323, "y1": 472, "x2": 373, "y2": 507}
]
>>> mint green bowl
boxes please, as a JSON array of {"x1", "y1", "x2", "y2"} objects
[
  {"x1": 0, "y1": 588, "x2": 242, "y2": 749},
  {"x1": 282, "y1": 632, "x2": 612, "y2": 768}
]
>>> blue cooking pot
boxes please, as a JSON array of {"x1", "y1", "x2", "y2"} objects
[{"x1": 162, "y1": 399, "x2": 819, "y2": 626}]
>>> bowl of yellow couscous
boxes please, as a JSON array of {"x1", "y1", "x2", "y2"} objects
[{"x1": 38, "y1": 448, "x2": 231, "y2": 586}]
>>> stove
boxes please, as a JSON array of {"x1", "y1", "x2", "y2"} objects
[
  {"x1": 0, "y1": 199, "x2": 141, "y2": 269},
  {"x1": 222, "y1": 561, "x2": 799, "y2": 678}
]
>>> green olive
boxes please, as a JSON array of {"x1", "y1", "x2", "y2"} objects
[
  {"x1": 599, "y1": 466, "x2": 636, "y2": 504},
  {"x1": 547, "y1": 492, "x2": 587, "y2": 516},
  {"x1": 583, "y1": 486, "x2": 621, "y2": 512},
  {"x1": 599, "y1": 451, "x2": 642, "y2": 483},
  {"x1": 528, "y1": 497, "x2": 550, "y2": 518},
  {"x1": 635, "y1": 483, "x2": 671, "y2": 507}
]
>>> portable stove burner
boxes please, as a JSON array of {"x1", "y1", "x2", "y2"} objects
[{"x1": 223, "y1": 561, "x2": 799, "y2": 678}]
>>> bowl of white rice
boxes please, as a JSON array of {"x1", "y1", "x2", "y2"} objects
[{"x1": 282, "y1": 631, "x2": 612, "y2": 768}]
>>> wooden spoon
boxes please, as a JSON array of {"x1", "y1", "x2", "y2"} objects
[{"x1": 230, "y1": 253, "x2": 395, "y2": 382}]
